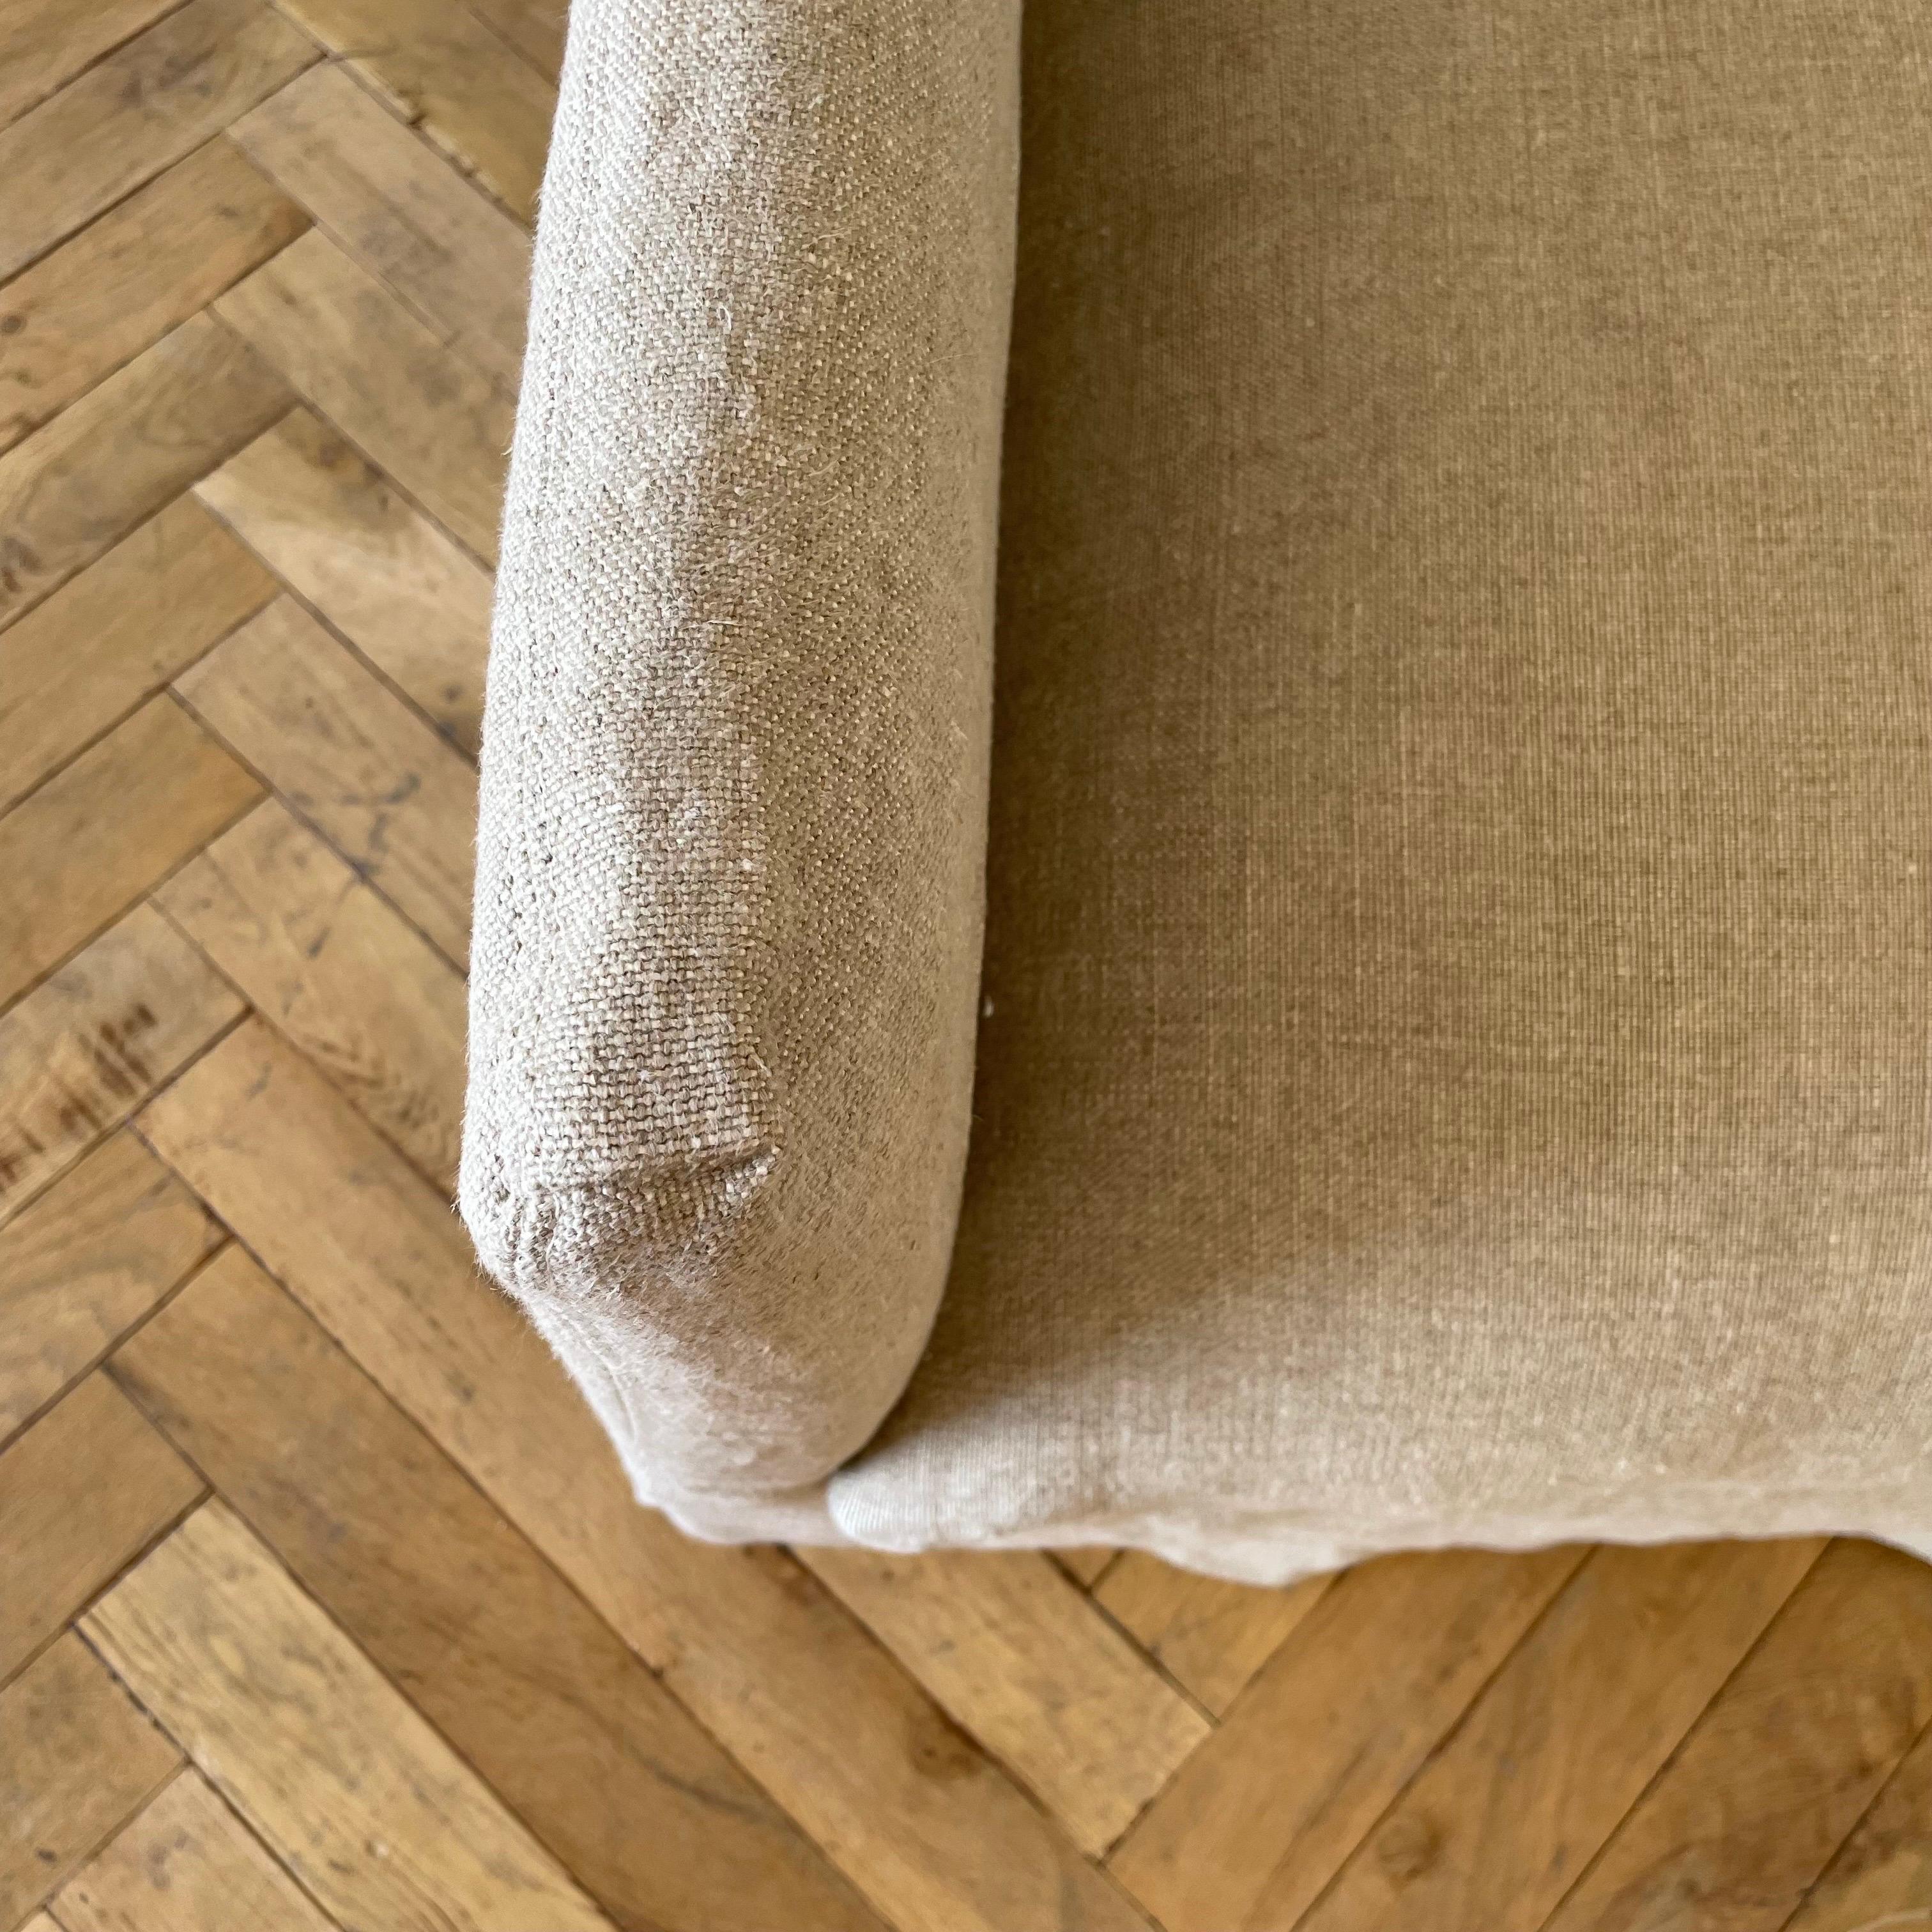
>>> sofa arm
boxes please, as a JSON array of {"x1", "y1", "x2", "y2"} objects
[{"x1": 461, "y1": 0, "x2": 1018, "y2": 1508}]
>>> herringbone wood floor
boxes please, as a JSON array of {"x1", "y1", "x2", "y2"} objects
[{"x1": 4, "y1": 4, "x2": 1932, "y2": 1928}]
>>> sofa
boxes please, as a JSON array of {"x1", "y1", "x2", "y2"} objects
[{"x1": 461, "y1": 0, "x2": 1932, "y2": 1583}]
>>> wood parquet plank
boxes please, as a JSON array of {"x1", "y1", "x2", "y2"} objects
[
  {"x1": 213, "y1": 229, "x2": 512, "y2": 564},
  {"x1": 0, "y1": 312, "x2": 289, "y2": 630},
  {"x1": 803, "y1": 1545, "x2": 1209, "y2": 1857},
  {"x1": 1094, "y1": 1553, "x2": 1331, "y2": 1718},
  {"x1": 0, "y1": 498, "x2": 277, "y2": 812},
  {"x1": 195, "y1": 410, "x2": 491, "y2": 755},
  {"x1": 0, "y1": 1636, "x2": 180, "y2": 1927},
  {"x1": 1784, "y1": 1719, "x2": 1932, "y2": 1929},
  {"x1": 53, "y1": 1772, "x2": 341, "y2": 1932},
  {"x1": 155, "y1": 799, "x2": 466, "y2": 1183},
  {"x1": 0, "y1": 0, "x2": 317, "y2": 282},
  {"x1": 112, "y1": 1246, "x2": 889, "y2": 1932},
  {"x1": 0, "y1": 1373, "x2": 203, "y2": 1684},
  {"x1": 0, "y1": 139, "x2": 306, "y2": 457},
  {"x1": 1540, "y1": 1539, "x2": 1932, "y2": 1932},
  {"x1": 174, "y1": 598, "x2": 475, "y2": 966},
  {"x1": 137, "y1": 1021, "x2": 1153, "y2": 1932},
  {"x1": 264, "y1": 0, "x2": 555, "y2": 219},
  {"x1": 1109, "y1": 1544, "x2": 1589, "y2": 1931},
  {"x1": 1297, "y1": 1537, "x2": 1825, "y2": 1932},
  {"x1": 81, "y1": 1503, "x2": 618, "y2": 1932},
  {"x1": 0, "y1": 696, "x2": 261, "y2": 1007},
  {"x1": 0, "y1": 905, "x2": 242, "y2": 1228},
  {"x1": 0, "y1": 0, "x2": 187, "y2": 127},
  {"x1": 232, "y1": 63, "x2": 528, "y2": 386},
  {"x1": 0, "y1": 1133, "x2": 220, "y2": 1443},
  {"x1": 457, "y1": 0, "x2": 564, "y2": 83}
]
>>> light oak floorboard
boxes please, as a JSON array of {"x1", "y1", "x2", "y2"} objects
[
  {"x1": 0, "y1": 906, "x2": 242, "y2": 1227},
  {"x1": 0, "y1": 139, "x2": 306, "y2": 455},
  {"x1": 1784, "y1": 1717, "x2": 1932, "y2": 1930},
  {"x1": 1542, "y1": 1538, "x2": 1932, "y2": 1932},
  {"x1": 195, "y1": 410, "x2": 491, "y2": 753},
  {"x1": 1110, "y1": 1543, "x2": 1588, "y2": 1931},
  {"x1": 81, "y1": 1503, "x2": 618, "y2": 1932},
  {"x1": 53, "y1": 1771, "x2": 339, "y2": 1932},
  {"x1": 0, "y1": 497, "x2": 276, "y2": 811},
  {"x1": 0, "y1": 0, "x2": 316, "y2": 281},
  {"x1": 138, "y1": 1020, "x2": 1153, "y2": 1932},
  {"x1": 804, "y1": 1545, "x2": 1209, "y2": 1857},
  {"x1": 265, "y1": 0, "x2": 555, "y2": 219},
  {"x1": 0, "y1": 1636, "x2": 180, "y2": 1926},
  {"x1": 0, "y1": 0, "x2": 187, "y2": 126},
  {"x1": 1055, "y1": 1549, "x2": 1119, "y2": 1588},
  {"x1": 175, "y1": 598, "x2": 475, "y2": 965},
  {"x1": 0, "y1": 1133, "x2": 219, "y2": 1442},
  {"x1": 0, "y1": 696, "x2": 261, "y2": 1007},
  {"x1": 0, "y1": 312, "x2": 289, "y2": 629},
  {"x1": 1094, "y1": 1553, "x2": 1331, "y2": 1718},
  {"x1": 113, "y1": 1247, "x2": 889, "y2": 1932},
  {"x1": 231, "y1": 63, "x2": 528, "y2": 385},
  {"x1": 1300, "y1": 1537, "x2": 1826, "y2": 1932},
  {"x1": 156, "y1": 798, "x2": 465, "y2": 1183},
  {"x1": 214, "y1": 229, "x2": 512, "y2": 562},
  {"x1": 0, "y1": 1374, "x2": 203, "y2": 1684}
]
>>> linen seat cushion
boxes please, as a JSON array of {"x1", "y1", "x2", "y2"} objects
[
  {"x1": 827, "y1": 0, "x2": 1932, "y2": 1579},
  {"x1": 462, "y1": 0, "x2": 1018, "y2": 1514}
]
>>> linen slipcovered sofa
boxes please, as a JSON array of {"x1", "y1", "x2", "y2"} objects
[{"x1": 461, "y1": 0, "x2": 1932, "y2": 1583}]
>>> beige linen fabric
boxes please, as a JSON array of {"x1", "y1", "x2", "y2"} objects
[
  {"x1": 831, "y1": 0, "x2": 1932, "y2": 1579},
  {"x1": 463, "y1": 0, "x2": 1019, "y2": 1511}
]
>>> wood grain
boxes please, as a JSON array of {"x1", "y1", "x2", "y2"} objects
[
  {"x1": 53, "y1": 1771, "x2": 339, "y2": 1932},
  {"x1": 195, "y1": 410, "x2": 491, "y2": 754},
  {"x1": 0, "y1": 0, "x2": 316, "y2": 281},
  {"x1": 155, "y1": 798, "x2": 466, "y2": 1182},
  {"x1": 1110, "y1": 1544, "x2": 1589, "y2": 1931},
  {"x1": 0, "y1": 312, "x2": 289, "y2": 629},
  {"x1": 0, "y1": 696, "x2": 261, "y2": 1006},
  {"x1": 214, "y1": 229, "x2": 512, "y2": 560},
  {"x1": 1542, "y1": 1538, "x2": 1932, "y2": 1932},
  {"x1": 82, "y1": 1502, "x2": 618, "y2": 1932},
  {"x1": 175, "y1": 598, "x2": 475, "y2": 965},
  {"x1": 0, "y1": 497, "x2": 276, "y2": 811},
  {"x1": 0, "y1": 0, "x2": 185, "y2": 126},
  {"x1": 1785, "y1": 1719, "x2": 1932, "y2": 1929},
  {"x1": 459, "y1": 0, "x2": 566, "y2": 83},
  {"x1": 1094, "y1": 1553, "x2": 1331, "y2": 1717},
  {"x1": 231, "y1": 63, "x2": 528, "y2": 385},
  {"x1": 804, "y1": 1545, "x2": 1209, "y2": 1855},
  {"x1": 266, "y1": 0, "x2": 555, "y2": 218},
  {"x1": 0, "y1": 1636, "x2": 180, "y2": 1926},
  {"x1": 0, "y1": 1373, "x2": 202, "y2": 1683},
  {"x1": 0, "y1": 138, "x2": 306, "y2": 456},
  {"x1": 0, "y1": 1132, "x2": 219, "y2": 1441},
  {"x1": 0, "y1": 905, "x2": 242, "y2": 1227},
  {"x1": 1299, "y1": 1537, "x2": 1825, "y2": 1932},
  {"x1": 113, "y1": 1245, "x2": 889, "y2": 1932},
  {"x1": 137, "y1": 1021, "x2": 1153, "y2": 1932}
]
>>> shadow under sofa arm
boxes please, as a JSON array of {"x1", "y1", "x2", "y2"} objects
[{"x1": 461, "y1": 0, "x2": 1020, "y2": 1504}]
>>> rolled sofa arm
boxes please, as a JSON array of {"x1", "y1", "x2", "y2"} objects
[{"x1": 461, "y1": 0, "x2": 1019, "y2": 1517}]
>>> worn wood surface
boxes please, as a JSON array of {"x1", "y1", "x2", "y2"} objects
[{"x1": 4, "y1": 18, "x2": 1932, "y2": 1932}]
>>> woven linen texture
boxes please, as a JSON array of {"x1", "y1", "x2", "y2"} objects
[
  {"x1": 462, "y1": 0, "x2": 1019, "y2": 1507},
  {"x1": 829, "y1": 0, "x2": 1932, "y2": 1577}
]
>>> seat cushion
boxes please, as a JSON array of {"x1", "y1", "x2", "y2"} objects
[{"x1": 828, "y1": 0, "x2": 1932, "y2": 1579}]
